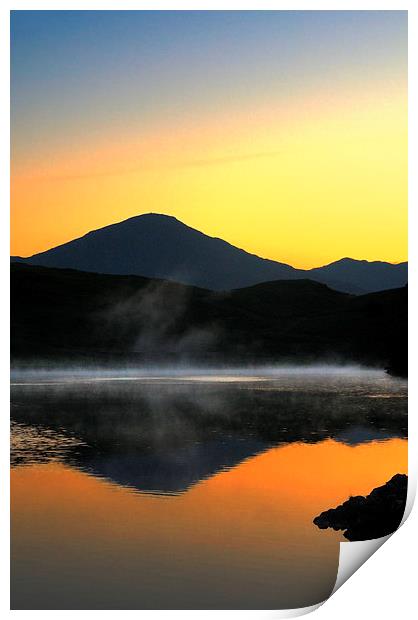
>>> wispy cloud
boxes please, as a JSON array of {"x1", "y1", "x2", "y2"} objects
[{"x1": 36, "y1": 149, "x2": 284, "y2": 182}]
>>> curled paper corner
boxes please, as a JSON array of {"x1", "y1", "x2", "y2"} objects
[
  {"x1": 331, "y1": 472, "x2": 416, "y2": 597},
  {"x1": 268, "y1": 534, "x2": 394, "y2": 619},
  {"x1": 274, "y1": 477, "x2": 417, "y2": 618},
  {"x1": 266, "y1": 485, "x2": 416, "y2": 619},
  {"x1": 331, "y1": 534, "x2": 390, "y2": 595}
]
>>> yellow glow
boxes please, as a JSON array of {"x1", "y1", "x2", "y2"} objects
[{"x1": 11, "y1": 80, "x2": 407, "y2": 268}]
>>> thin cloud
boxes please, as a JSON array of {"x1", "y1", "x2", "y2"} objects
[{"x1": 41, "y1": 149, "x2": 283, "y2": 182}]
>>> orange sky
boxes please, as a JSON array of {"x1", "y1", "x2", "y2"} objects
[{"x1": 11, "y1": 11, "x2": 407, "y2": 268}]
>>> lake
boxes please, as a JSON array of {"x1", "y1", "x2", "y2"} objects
[{"x1": 10, "y1": 367, "x2": 407, "y2": 610}]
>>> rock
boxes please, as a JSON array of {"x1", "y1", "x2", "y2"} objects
[{"x1": 313, "y1": 474, "x2": 408, "y2": 541}]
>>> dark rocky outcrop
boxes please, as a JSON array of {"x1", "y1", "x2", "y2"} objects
[{"x1": 313, "y1": 474, "x2": 408, "y2": 541}]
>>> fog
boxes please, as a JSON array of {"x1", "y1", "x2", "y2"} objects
[
  {"x1": 10, "y1": 363, "x2": 389, "y2": 386},
  {"x1": 97, "y1": 278, "x2": 222, "y2": 356}
]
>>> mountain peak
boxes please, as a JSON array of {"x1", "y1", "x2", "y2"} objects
[
  {"x1": 131, "y1": 212, "x2": 179, "y2": 221},
  {"x1": 108, "y1": 212, "x2": 183, "y2": 228},
  {"x1": 10, "y1": 214, "x2": 407, "y2": 294},
  {"x1": 339, "y1": 257, "x2": 364, "y2": 263}
]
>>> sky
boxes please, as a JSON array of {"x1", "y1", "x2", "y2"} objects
[{"x1": 10, "y1": 10, "x2": 407, "y2": 268}]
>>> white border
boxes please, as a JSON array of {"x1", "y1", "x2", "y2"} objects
[{"x1": 2, "y1": 2, "x2": 416, "y2": 618}]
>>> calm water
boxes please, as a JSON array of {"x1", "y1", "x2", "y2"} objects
[{"x1": 10, "y1": 367, "x2": 407, "y2": 609}]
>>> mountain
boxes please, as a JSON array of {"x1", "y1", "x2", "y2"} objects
[
  {"x1": 309, "y1": 257, "x2": 408, "y2": 295},
  {"x1": 11, "y1": 263, "x2": 407, "y2": 372},
  {"x1": 10, "y1": 213, "x2": 407, "y2": 294}
]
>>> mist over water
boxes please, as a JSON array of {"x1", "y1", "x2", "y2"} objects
[
  {"x1": 11, "y1": 363, "x2": 388, "y2": 385},
  {"x1": 11, "y1": 366, "x2": 407, "y2": 475}
]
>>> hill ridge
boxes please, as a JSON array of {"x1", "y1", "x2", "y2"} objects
[{"x1": 10, "y1": 262, "x2": 407, "y2": 375}]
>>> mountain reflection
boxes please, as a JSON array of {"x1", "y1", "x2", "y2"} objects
[{"x1": 10, "y1": 372, "x2": 407, "y2": 495}]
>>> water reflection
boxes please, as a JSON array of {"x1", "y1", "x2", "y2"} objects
[
  {"x1": 11, "y1": 371, "x2": 407, "y2": 495},
  {"x1": 11, "y1": 421, "x2": 86, "y2": 467},
  {"x1": 10, "y1": 369, "x2": 407, "y2": 609}
]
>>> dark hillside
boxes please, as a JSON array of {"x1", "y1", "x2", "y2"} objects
[{"x1": 11, "y1": 263, "x2": 407, "y2": 371}]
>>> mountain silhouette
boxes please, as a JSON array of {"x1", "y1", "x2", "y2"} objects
[
  {"x1": 10, "y1": 213, "x2": 407, "y2": 294},
  {"x1": 309, "y1": 257, "x2": 408, "y2": 296}
]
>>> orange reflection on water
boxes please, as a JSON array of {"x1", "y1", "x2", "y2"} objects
[{"x1": 11, "y1": 438, "x2": 407, "y2": 610}]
